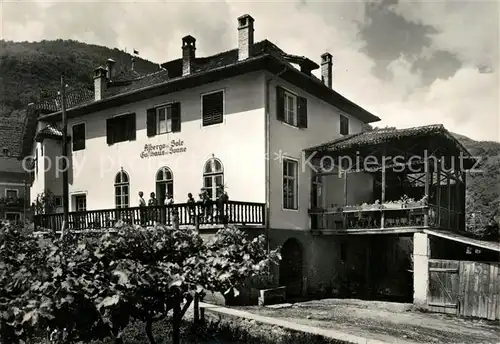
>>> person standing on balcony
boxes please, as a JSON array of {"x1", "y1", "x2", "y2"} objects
[
  {"x1": 187, "y1": 193, "x2": 196, "y2": 225},
  {"x1": 138, "y1": 191, "x2": 146, "y2": 226},
  {"x1": 164, "y1": 193, "x2": 174, "y2": 224},
  {"x1": 148, "y1": 192, "x2": 158, "y2": 225}
]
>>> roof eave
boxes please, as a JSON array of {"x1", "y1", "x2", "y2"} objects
[{"x1": 39, "y1": 53, "x2": 381, "y2": 124}]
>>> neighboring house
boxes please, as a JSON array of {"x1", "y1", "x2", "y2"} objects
[
  {"x1": 0, "y1": 110, "x2": 31, "y2": 223},
  {"x1": 24, "y1": 14, "x2": 475, "y2": 305}
]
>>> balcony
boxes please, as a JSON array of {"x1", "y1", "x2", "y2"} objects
[
  {"x1": 34, "y1": 200, "x2": 265, "y2": 232},
  {"x1": 309, "y1": 201, "x2": 462, "y2": 235}
]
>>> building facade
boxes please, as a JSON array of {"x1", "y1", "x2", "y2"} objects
[
  {"x1": 27, "y1": 14, "x2": 401, "y2": 298},
  {"x1": 28, "y1": 14, "x2": 378, "y2": 227}
]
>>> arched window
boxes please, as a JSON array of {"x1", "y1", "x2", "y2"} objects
[
  {"x1": 203, "y1": 158, "x2": 224, "y2": 200},
  {"x1": 156, "y1": 167, "x2": 174, "y2": 204},
  {"x1": 114, "y1": 170, "x2": 129, "y2": 208}
]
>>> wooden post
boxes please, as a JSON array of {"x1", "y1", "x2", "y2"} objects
[
  {"x1": 381, "y1": 161, "x2": 386, "y2": 229},
  {"x1": 447, "y1": 173, "x2": 451, "y2": 229},
  {"x1": 424, "y1": 157, "x2": 430, "y2": 227},
  {"x1": 436, "y1": 161, "x2": 441, "y2": 228},
  {"x1": 193, "y1": 293, "x2": 200, "y2": 324},
  {"x1": 60, "y1": 76, "x2": 69, "y2": 238},
  {"x1": 343, "y1": 168, "x2": 348, "y2": 228}
]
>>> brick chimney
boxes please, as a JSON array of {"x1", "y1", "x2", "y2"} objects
[
  {"x1": 93, "y1": 66, "x2": 107, "y2": 101},
  {"x1": 106, "y1": 58, "x2": 115, "y2": 80},
  {"x1": 182, "y1": 35, "x2": 196, "y2": 76},
  {"x1": 321, "y1": 53, "x2": 333, "y2": 88},
  {"x1": 238, "y1": 14, "x2": 254, "y2": 61}
]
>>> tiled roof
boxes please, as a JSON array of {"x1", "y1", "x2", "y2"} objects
[
  {"x1": 37, "y1": 88, "x2": 94, "y2": 113},
  {"x1": 0, "y1": 157, "x2": 25, "y2": 174},
  {"x1": 34, "y1": 125, "x2": 63, "y2": 142},
  {"x1": 306, "y1": 124, "x2": 470, "y2": 155},
  {"x1": 0, "y1": 109, "x2": 28, "y2": 158}
]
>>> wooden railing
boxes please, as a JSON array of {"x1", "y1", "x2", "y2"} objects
[
  {"x1": 34, "y1": 201, "x2": 265, "y2": 232},
  {"x1": 310, "y1": 203, "x2": 463, "y2": 232}
]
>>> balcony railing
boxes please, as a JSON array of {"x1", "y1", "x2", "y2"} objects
[
  {"x1": 0, "y1": 197, "x2": 26, "y2": 208},
  {"x1": 309, "y1": 202, "x2": 461, "y2": 233},
  {"x1": 34, "y1": 200, "x2": 265, "y2": 232}
]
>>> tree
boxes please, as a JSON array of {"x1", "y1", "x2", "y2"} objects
[{"x1": 0, "y1": 221, "x2": 280, "y2": 344}]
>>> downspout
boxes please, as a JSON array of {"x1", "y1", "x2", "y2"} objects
[{"x1": 264, "y1": 67, "x2": 287, "y2": 255}]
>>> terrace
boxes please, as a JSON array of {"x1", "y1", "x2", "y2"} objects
[
  {"x1": 34, "y1": 200, "x2": 265, "y2": 232},
  {"x1": 306, "y1": 125, "x2": 472, "y2": 235}
]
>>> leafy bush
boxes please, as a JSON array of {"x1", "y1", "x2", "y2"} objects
[{"x1": 0, "y1": 222, "x2": 280, "y2": 344}]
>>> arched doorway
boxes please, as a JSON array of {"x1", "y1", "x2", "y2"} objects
[
  {"x1": 279, "y1": 238, "x2": 303, "y2": 298},
  {"x1": 156, "y1": 167, "x2": 173, "y2": 205}
]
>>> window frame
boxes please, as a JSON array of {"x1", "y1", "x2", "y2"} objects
[
  {"x1": 5, "y1": 212, "x2": 21, "y2": 223},
  {"x1": 340, "y1": 114, "x2": 349, "y2": 135},
  {"x1": 201, "y1": 89, "x2": 225, "y2": 128},
  {"x1": 156, "y1": 103, "x2": 174, "y2": 135},
  {"x1": 73, "y1": 194, "x2": 87, "y2": 212},
  {"x1": 54, "y1": 196, "x2": 63, "y2": 208},
  {"x1": 283, "y1": 90, "x2": 298, "y2": 127},
  {"x1": 114, "y1": 170, "x2": 130, "y2": 209},
  {"x1": 71, "y1": 121, "x2": 86, "y2": 151},
  {"x1": 5, "y1": 189, "x2": 19, "y2": 199},
  {"x1": 202, "y1": 158, "x2": 224, "y2": 200},
  {"x1": 106, "y1": 112, "x2": 136, "y2": 145},
  {"x1": 156, "y1": 166, "x2": 174, "y2": 203},
  {"x1": 282, "y1": 157, "x2": 299, "y2": 211}
]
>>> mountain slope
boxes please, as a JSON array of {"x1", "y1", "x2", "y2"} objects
[{"x1": 0, "y1": 39, "x2": 159, "y2": 113}]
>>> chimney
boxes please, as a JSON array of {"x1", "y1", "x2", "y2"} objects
[
  {"x1": 182, "y1": 35, "x2": 196, "y2": 76},
  {"x1": 93, "y1": 66, "x2": 107, "y2": 101},
  {"x1": 106, "y1": 58, "x2": 115, "y2": 80},
  {"x1": 238, "y1": 14, "x2": 254, "y2": 61},
  {"x1": 321, "y1": 53, "x2": 333, "y2": 88}
]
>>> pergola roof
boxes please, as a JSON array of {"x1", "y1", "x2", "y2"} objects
[{"x1": 306, "y1": 124, "x2": 471, "y2": 157}]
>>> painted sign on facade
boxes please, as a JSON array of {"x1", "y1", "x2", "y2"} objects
[{"x1": 140, "y1": 139, "x2": 187, "y2": 158}]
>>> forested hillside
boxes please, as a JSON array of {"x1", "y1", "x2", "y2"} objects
[
  {"x1": 0, "y1": 39, "x2": 158, "y2": 113},
  {"x1": 0, "y1": 39, "x2": 498, "y2": 238}
]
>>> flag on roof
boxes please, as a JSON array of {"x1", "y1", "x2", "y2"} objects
[{"x1": 133, "y1": 49, "x2": 139, "y2": 55}]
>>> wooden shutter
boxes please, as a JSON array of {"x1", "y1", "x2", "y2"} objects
[
  {"x1": 297, "y1": 96, "x2": 308, "y2": 128},
  {"x1": 276, "y1": 86, "x2": 285, "y2": 122},
  {"x1": 106, "y1": 118, "x2": 114, "y2": 145},
  {"x1": 171, "y1": 102, "x2": 181, "y2": 132},
  {"x1": 146, "y1": 108, "x2": 156, "y2": 137},
  {"x1": 127, "y1": 113, "x2": 136, "y2": 141}
]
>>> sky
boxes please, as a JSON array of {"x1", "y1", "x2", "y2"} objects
[{"x1": 1, "y1": 0, "x2": 499, "y2": 142}]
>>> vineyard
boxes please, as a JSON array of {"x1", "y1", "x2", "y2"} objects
[{"x1": 0, "y1": 221, "x2": 279, "y2": 344}]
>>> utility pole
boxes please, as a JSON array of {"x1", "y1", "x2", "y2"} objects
[{"x1": 61, "y1": 75, "x2": 69, "y2": 238}]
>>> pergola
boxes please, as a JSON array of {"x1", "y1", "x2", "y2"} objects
[{"x1": 305, "y1": 124, "x2": 474, "y2": 233}]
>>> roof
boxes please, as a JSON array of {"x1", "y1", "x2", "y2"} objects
[
  {"x1": 36, "y1": 39, "x2": 380, "y2": 124},
  {"x1": 37, "y1": 88, "x2": 94, "y2": 114},
  {"x1": 34, "y1": 124, "x2": 63, "y2": 142},
  {"x1": 424, "y1": 229, "x2": 500, "y2": 253},
  {"x1": 0, "y1": 109, "x2": 28, "y2": 158},
  {"x1": 306, "y1": 124, "x2": 471, "y2": 156},
  {"x1": 0, "y1": 157, "x2": 25, "y2": 174}
]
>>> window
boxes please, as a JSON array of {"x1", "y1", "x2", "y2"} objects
[
  {"x1": 202, "y1": 91, "x2": 224, "y2": 126},
  {"x1": 156, "y1": 167, "x2": 174, "y2": 205},
  {"x1": 276, "y1": 86, "x2": 307, "y2": 128},
  {"x1": 5, "y1": 189, "x2": 18, "y2": 199},
  {"x1": 340, "y1": 114, "x2": 349, "y2": 135},
  {"x1": 5, "y1": 213, "x2": 21, "y2": 223},
  {"x1": 114, "y1": 170, "x2": 130, "y2": 208},
  {"x1": 74, "y1": 195, "x2": 86, "y2": 212},
  {"x1": 72, "y1": 123, "x2": 86, "y2": 151},
  {"x1": 283, "y1": 158, "x2": 298, "y2": 210},
  {"x1": 203, "y1": 158, "x2": 224, "y2": 200},
  {"x1": 146, "y1": 103, "x2": 181, "y2": 137},
  {"x1": 54, "y1": 196, "x2": 62, "y2": 208},
  {"x1": 106, "y1": 113, "x2": 136, "y2": 145}
]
